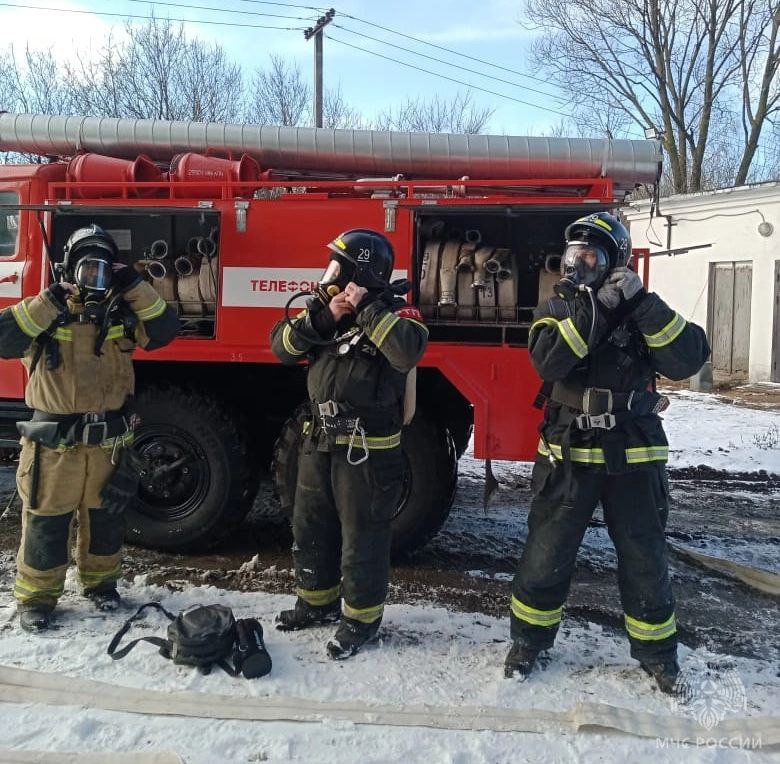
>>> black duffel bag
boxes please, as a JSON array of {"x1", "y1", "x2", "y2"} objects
[{"x1": 107, "y1": 602, "x2": 271, "y2": 678}]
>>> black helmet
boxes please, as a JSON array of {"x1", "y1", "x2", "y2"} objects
[
  {"x1": 564, "y1": 212, "x2": 631, "y2": 268},
  {"x1": 559, "y1": 212, "x2": 631, "y2": 292},
  {"x1": 323, "y1": 229, "x2": 394, "y2": 290},
  {"x1": 63, "y1": 224, "x2": 118, "y2": 298}
]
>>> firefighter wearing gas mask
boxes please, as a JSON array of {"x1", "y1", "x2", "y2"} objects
[
  {"x1": 271, "y1": 229, "x2": 428, "y2": 659},
  {"x1": 504, "y1": 212, "x2": 710, "y2": 693},
  {"x1": 0, "y1": 224, "x2": 178, "y2": 632}
]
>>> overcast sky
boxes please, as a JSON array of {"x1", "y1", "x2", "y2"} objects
[{"x1": 0, "y1": 0, "x2": 573, "y2": 134}]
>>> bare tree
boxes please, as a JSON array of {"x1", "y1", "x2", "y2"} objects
[
  {"x1": 523, "y1": 0, "x2": 780, "y2": 192},
  {"x1": 246, "y1": 54, "x2": 309, "y2": 126},
  {"x1": 322, "y1": 84, "x2": 367, "y2": 129},
  {"x1": 375, "y1": 92, "x2": 493, "y2": 133},
  {"x1": 65, "y1": 18, "x2": 243, "y2": 122}
]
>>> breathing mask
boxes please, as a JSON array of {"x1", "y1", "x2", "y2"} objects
[{"x1": 555, "y1": 241, "x2": 610, "y2": 300}]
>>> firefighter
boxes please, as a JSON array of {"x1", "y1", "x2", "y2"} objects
[
  {"x1": 0, "y1": 225, "x2": 178, "y2": 632},
  {"x1": 505, "y1": 212, "x2": 709, "y2": 693},
  {"x1": 271, "y1": 229, "x2": 428, "y2": 659}
]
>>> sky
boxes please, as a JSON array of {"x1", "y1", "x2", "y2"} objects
[{"x1": 0, "y1": 0, "x2": 571, "y2": 134}]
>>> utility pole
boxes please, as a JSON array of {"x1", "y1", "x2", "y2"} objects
[{"x1": 304, "y1": 9, "x2": 335, "y2": 128}]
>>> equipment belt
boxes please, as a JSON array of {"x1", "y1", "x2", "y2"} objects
[
  {"x1": 29, "y1": 408, "x2": 130, "y2": 446},
  {"x1": 550, "y1": 382, "x2": 669, "y2": 431},
  {"x1": 310, "y1": 400, "x2": 396, "y2": 437}
]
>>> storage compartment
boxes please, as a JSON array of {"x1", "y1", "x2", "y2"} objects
[
  {"x1": 51, "y1": 210, "x2": 220, "y2": 338},
  {"x1": 413, "y1": 210, "x2": 573, "y2": 345}
]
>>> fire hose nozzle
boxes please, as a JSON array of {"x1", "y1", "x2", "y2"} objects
[
  {"x1": 149, "y1": 240, "x2": 169, "y2": 260},
  {"x1": 145, "y1": 260, "x2": 167, "y2": 280},
  {"x1": 174, "y1": 256, "x2": 195, "y2": 277}
]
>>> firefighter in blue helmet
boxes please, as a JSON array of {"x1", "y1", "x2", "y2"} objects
[
  {"x1": 271, "y1": 229, "x2": 428, "y2": 659},
  {"x1": 505, "y1": 212, "x2": 710, "y2": 693}
]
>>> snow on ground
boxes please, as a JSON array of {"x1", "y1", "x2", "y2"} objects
[
  {"x1": 659, "y1": 390, "x2": 780, "y2": 473},
  {"x1": 0, "y1": 391, "x2": 777, "y2": 761},
  {"x1": 0, "y1": 574, "x2": 777, "y2": 763}
]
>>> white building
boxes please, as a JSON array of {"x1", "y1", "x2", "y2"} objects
[{"x1": 624, "y1": 183, "x2": 779, "y2": 383}]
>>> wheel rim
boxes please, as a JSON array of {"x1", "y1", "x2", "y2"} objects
[{"x1": 133, "y1": 425, "x2": 210, "y2": 522}]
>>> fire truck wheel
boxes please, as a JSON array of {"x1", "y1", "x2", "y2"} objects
[
  {"x1": 125, "y1": 386, "x2": 253, "y2": 551},
  {"x1": 271, "y1": 404, "x2": 458, "y2": 556}
]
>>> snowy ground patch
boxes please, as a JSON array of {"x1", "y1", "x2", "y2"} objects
[
  {"x1": 0, "y1": 575, "x2": 777, "y2": 763},
  {"x1": 660, "y1": 390, "x2": 780, "y2": 473}
]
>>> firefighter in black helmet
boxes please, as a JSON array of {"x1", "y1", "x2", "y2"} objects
[
  {"x1": 0, "y1": 225, "x2": 178, "y2": 632},
  {"x1": 271, "y1": 229, "x2": 428, "y2": 659},
  {"x1": 504, "y1": 212, "x2": 710, "y2": 693}
]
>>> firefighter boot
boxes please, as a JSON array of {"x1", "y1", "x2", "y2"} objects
[
  {"x1": 504, "y1": 639, "x2": 540, "y2": 680},
  {"x1": 275, "y1": 598, "x2": 341, "y2": 631},
  {"x1": 641, "y1": 659, "x2": 681, "y2": 695},
  {"x1": 326, "y1": 616, "x2": 381, "y2": 660},
  {"x1": 19, "y1": 605, "x2": 53, "y2": 633},
  {"x1": 84, "y1": 583, "x2": 121, "y2": 612}
]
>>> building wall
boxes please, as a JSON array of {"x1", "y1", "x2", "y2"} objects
[{"x1": 625, "y1": 183, "x2": 780, "y2": 382}]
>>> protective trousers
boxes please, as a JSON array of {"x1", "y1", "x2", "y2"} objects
[
  {"x1": 292, "y1": 445, "x2": 403, "y2": 624},
  {"x1": 14, "y1": 440, "x2": 124, "y2": 610},
  {"x1": 510, "y1": 458, "x2": 677, "y2": 662}
]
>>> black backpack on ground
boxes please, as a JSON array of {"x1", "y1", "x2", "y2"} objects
[{"x1": 107, "y1": 602, "x2": 272, "y2": 678}]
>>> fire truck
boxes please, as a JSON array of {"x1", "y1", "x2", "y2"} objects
[{"x1": 0, "y1": 112, "x2": 660, "y2": 554}]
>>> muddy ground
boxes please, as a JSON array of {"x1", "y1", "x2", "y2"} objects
[{"x1": 0, "y1": 455, "x2": 776, "y2": 663}]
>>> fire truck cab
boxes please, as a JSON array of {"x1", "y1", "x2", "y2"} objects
[{"x1": 0, "y1": 114, "x2": 660, "y2": 554}]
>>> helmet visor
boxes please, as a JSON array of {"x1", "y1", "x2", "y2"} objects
[
  {"x1": 74, "y1": 256, "x2": 113, "y2": 293},
  {"x1": 561, "y1": 242, "x2": 609, "y2": 287},
  {"x1": 320, "y1": 259, "x2": 342, "y2": 286}
]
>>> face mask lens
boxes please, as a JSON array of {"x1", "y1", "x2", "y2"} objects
[
  {"x1": 74, "y1": 257, "x2": 112, "y2": 292},
  {"x1": 561, "y1": 243, "x2": 608, "y2": 286},
  {"x1": 320, "y1": 259, "x2": 342, "y2": 286}
]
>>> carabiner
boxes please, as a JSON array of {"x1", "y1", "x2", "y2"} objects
[{"x1": 346, "y1": 419, "x2": 369, "y2": 466}]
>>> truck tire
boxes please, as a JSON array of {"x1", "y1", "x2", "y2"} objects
[
  {"x1": 271, "y1": 405, "x2": 458, "y2": 556},
  {"x1": 125, "y1": 386, "x2": 252, "y2": 551}
]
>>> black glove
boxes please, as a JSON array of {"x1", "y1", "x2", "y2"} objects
[
  {"x1": 46, "y1": 283, "x2": 70, "y2": 309},
  {"x1": 306, "y1": 297, "x2": 336, "y2": 338},
  {"x1": 112, "y1": 265, "x2": 142, "y2": 293}
]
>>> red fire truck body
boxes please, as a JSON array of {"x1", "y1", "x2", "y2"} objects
[{"x1": 0, "y1": 114, "x2": 660, "y2": 553}]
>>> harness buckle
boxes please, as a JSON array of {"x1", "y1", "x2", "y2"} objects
[
  {"x1": 318, "y1": 400, "x2": 341, "y2": 418},
  {"x1": 582, "y1": 387, "x2": 613, "y2": 415},
  {"x1": 82, "y1": 420, "x2": 108, "y2": 445},
  {"x1": 575, "y1": 412, "x2": 616, "y2": 430},
  {"x1": 346, "y1": 419, "x2": 369, "y2": 466}
]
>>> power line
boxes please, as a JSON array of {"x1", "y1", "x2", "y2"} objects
[
  {"x1": 338, "y1": 11, "x2": 561, "y2": 92},
  {"x1": 0, "y1": 1, "x2": 307, "y2": 30},
  {"x1": 326, "y1": 33, "x2": 581, "y2": 120},
  {"x1": 125, "y1": 0, "x2": 314, "y2": 22},
  {"x1": 229, "y1": 0, "x2": 327, "y2": 9},
  {"x1": 331, "y1": 22, "x2": 566, "y2": 103}
]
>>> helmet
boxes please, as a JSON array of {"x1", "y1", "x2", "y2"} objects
[
  {"x1": 62, "y1": 224, "x2": 118, "y2": 298},
  {"x1": 560, "y1": 212, "x2": 631, "y2": 290},
  {"x1": 321, "y1": 229, "x2": 394, "y2": 290}
]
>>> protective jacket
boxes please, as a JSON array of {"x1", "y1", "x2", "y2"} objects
[
  {"x1": 0, "y1": 281, "x2": 178, "y2": 415},
  {"x1": 530, "y1": 290, "x2": 710, "y2": 472},
  {"x1": 271, "y1": 293, "x2": 428, "y2": 445}
]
